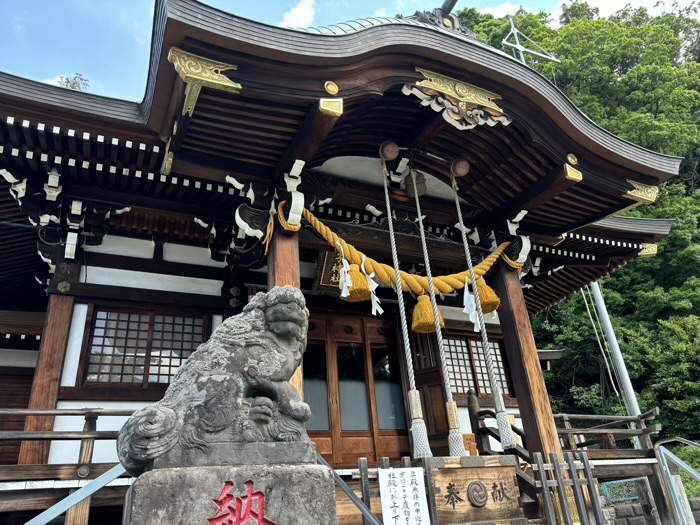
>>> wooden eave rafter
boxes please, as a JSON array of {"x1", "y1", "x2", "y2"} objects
[
  {"x1": 474, "y1": 162, "x2": 583, "y2": 227},
  {"x1": 0, "y1": 0, "x2": 681, "y2": 188},
  {"x1": 136, "y1": 0, "x2": 680, "y2": 179}
]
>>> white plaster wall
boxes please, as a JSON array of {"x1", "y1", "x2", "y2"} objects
[
  {"x1": 84, "y1": 236, "x2": 154, "y2": 259},
  {"x1": 49, "y1": 401, "x2": 147, "y2": 464},
  {"x1": 441, "y1": 304, "x2": 500, "y2": 325},
  {"x1": 79, "y1": 266, "x2": 223, "y2": 296},
  {"x1": 163, "y1": 243, "x2": 226, "y2": 268},
  {"x1": 212, "y1": 314, "x2": 223, "y2": 331},
  {"x1": 60, "y1": 303, "x2": 88, "y2": 387},
  {"x1": 458, "y1": 406, "x2": 473, "y2": 434},
  {"x1": 86, "y1": 235, "x2": 228, "y2": 270},
  {"x1": 0, "y1": 349, "x2": 38, "y2": 368}
]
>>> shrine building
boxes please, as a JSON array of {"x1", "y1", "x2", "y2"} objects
[{"x1": 0, "y1": 1, "x2": 680, "y2": 524}]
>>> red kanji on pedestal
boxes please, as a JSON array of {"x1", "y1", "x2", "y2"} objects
[{"x1": 208, "y1": 480, "x2": 278, "y2": 525}]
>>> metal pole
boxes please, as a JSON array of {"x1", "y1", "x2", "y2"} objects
[
  {"x1": 316, "y1": 453, "x2": 383, "y2": 525},
  {"x1": 25, "y1": 464, "x2": 127, "y2": 525},
  {"x1": 589, "y1": 281, "x2": 641, "y2": 416},
  {"x1": 591, "y1": 281, "x2": 668, "y2": 525}
]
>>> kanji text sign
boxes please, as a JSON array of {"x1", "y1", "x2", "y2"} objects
[{"x1": 378, "y1": 467, "x2": 431, "y2": 525}]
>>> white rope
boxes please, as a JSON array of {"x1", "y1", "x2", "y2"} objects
[
  {"x1": 411, "y1": 170, "x2": 467, "y2": 457},
  {"x1": 381, "y1": 162, "x2": 432, "y2": 458},
  {"x1": 450, "y1": 174, "x2": 516, "y2": 449}
]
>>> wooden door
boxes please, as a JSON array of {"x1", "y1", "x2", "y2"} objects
[
  {"x1": 411, "y1": 332, "x2": 451, "y2": 456},
  {"x1": 304, "y1": 313, "x2": 410, "y2": 467}
]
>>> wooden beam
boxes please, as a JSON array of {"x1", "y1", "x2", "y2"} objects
[
  {"x1": 275, "y1": 98, "x2": 343, "y2": 181},
  {"x1": 84, "y1": 252, "x2": 225, "y2": 281},
  {"x1": 266, "y1": 230, "x2": 303, "y2": 396},
  {"x1": 18, "y1": 261, "x2": 79, "y2": 464},
  {"x1": 475, "y1": 162, "x2": 583, "y2": 227},
  {"x1": 46, "y1": 281, "x2": 228, "y2": 311},
  {"x1": 411, "y1": 113, "x2": 450, "y2": 151},
  {"x1": 491, "y1": 260, "x2": 563, "y2": 460},
  {"x1": 62, "y1": 185, "x2": 237, "y2": 224}
]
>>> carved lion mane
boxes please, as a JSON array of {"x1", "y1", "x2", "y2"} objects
[{"x1": 117, "y1": 286, "x2": 311, "y2": 475}]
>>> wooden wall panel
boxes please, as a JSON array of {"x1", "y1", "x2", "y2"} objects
[{"x1": 0, "y1": 368, "x2": 33, "y2": 464}]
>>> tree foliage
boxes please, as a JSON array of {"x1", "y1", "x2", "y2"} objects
[
  {"x1": 458, "y1": 3, "x2": 700, "y2": 439},
  {"x1": 57, "y1": 73, "x2": 89, "y2": 91}
]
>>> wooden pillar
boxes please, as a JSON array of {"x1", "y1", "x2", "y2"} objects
[
  {"x1": 19, "y1": 261, "x2": 79, "y2": 464},
  {"x1": 491, "y1": 261, "x2": 563, "y2": 460},
  {"x1": 267, "y1": 230, "x2": 303, "y2": 397}
]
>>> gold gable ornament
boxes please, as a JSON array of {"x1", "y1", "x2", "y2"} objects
[
  {"x1": 167, "y1": 47, "x2": 241, "y2": 117},
  {"x1": 415, "y1": 67, "x2": 504, "y2": 112}
]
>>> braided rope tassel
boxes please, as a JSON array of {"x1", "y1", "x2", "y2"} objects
[
  {"x1": 411, "y1": 170, "x2": 468, "y2": 458},
  {"x1": 381, "y1": 162, "x2": 432, "y2": 459},
  {"x1": 451, "y1": 175, "x2": 516, "y2": 449}
]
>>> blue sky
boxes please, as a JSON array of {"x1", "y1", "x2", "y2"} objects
[{"x1": 0, "y1": 0, "x2": 665, "y2": 102}]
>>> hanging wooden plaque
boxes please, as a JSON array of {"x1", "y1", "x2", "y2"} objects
[{"x1": 311, "y1": 250, "x2": 342, "y2": 297}]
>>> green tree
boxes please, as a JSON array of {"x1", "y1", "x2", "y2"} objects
[
  {"x1": 458, "y1": 2, "x2": 700, "y2": 439},
  {"x1": 57, "y1": 73, "x2": 89, "y2": 91},
  {"x1": 559, "y1": 1, "x2": 599, "y2": 25}
]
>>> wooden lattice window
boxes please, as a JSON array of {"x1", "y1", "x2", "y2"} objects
[
  {"x1": 469, "y1": 339, "x2": 510, "y2": 396},
  {"x1": 443, "y1": 335, "x2": 511, "y2": 397},
  {"x1": 84, "y1": 308, "x2": 206, "y2": 386},
  {"x1": 444, "y1": 337, "x2": 476, "y2": 393}
]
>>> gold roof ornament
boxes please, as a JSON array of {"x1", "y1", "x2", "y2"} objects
[
  {"x1": 638, "y1": 244, "x2": 658, "y2": 257},
  {"x1": 625, "y1": 179, "x2": 660, "y2": 204},
  {"x1": 319, "y1": 98, "x2": 343, "y2": 117},
  {"x1": 324, "y1": 81, "x2": 339, "y2": 95},
  {"x1": 415, "y1": 67, "x2": 504, "y2": 113},
  {"x1": 564, "y1": 163, "x2": 583, "y2": 182},
  {"x1": 403, "y1": 68, "x2": 511, "y2": 130},
  {"x1": 167, "y1": 47, "x2": 241, "y2": 117}
]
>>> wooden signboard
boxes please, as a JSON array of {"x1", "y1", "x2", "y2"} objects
[
  {"x1": 421, "y1": 456, "x2": 527, "y2": 525},
  {"x1": 378, "y1": 467, "x2": 432, "y2": 525},
  {"x1": 311, "y1": 250, "x2": 342, "y2": 297}
]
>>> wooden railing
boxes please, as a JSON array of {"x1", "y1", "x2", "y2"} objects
[
  {"x1": 553, "y1": 407, "x2": 661, "y2": 453},
  {"x1": 0, "y1": 408, "x2": 135, "y2": 524}
]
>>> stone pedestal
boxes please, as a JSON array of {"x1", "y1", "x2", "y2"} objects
[{"x1": 123, "y1": 463, "x2": 336, "y2": 525}]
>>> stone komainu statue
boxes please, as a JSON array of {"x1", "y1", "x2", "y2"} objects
[{"x1": 117, "y1": 286, "x2": 311, "y2": 475}]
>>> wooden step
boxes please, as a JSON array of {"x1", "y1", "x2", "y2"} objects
[{"x1": 335, "y1": 479, "x2": 383, "y2": 524}]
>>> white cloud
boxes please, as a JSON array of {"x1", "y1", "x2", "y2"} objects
[
  {"x1": 373, "y1": 7, "x2": 390, "y2": 17},
  {"x1": 481, "y1": 2, "x2": 527, "y2": 18},
  {"x1": 42, "y1": 76, "x2": 63, "y2": 87},
  {"x1": 279, "y1": 0, "x2": 316, "y2": 28}
]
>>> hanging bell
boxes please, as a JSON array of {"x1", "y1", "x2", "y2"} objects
[
  {"x1": 412, "y1": 294, "x2": 445, "y2": 333},
  {"x1": 406, "y1": 170, "x2": 427, "y2": 198},
  {"x1": 476, "y1": 277, "x2": 500, "y2": 314},
  {"x1": 342, "y1": 264, "x2": 372, "y2": 302}
]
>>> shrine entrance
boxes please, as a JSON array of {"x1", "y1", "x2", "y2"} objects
[{"x1": 303, "y1": 313, "x2": 410, "y2": 467}]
